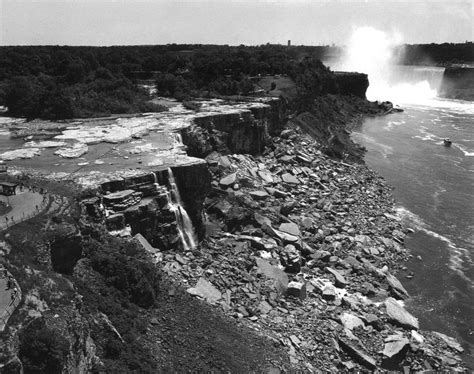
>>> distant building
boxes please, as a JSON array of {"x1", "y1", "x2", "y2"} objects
[{"x1": 288, "y1": 40, "x2": 291, "y2": 47}]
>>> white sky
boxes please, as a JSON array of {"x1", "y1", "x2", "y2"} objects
[{"x1": 1, "y1": 0, "x2": 472, "y2": 46}]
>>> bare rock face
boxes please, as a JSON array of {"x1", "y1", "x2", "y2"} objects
[
  {"x1": 333, "y1": 72, "x2": 369, "y2": 99},
  {"x1": 82, "y1": 162, "x2": 211, "y2": 249},
  {"x1": 182, "y1": 99, "x2": 285, "y2": 158},
  {"x1": 385, "y1": 297, "x2": 419, "y2": 330}
]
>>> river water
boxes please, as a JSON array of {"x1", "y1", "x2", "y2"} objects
[{"x1": 352, "y1": 86, "x2": 473, "y2": 365}]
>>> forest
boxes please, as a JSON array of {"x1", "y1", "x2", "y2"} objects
[{"x1": 0, "y1": 42, "x2": 471, "y2": 120}]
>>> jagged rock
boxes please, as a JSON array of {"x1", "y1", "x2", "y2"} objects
[
  {"x1": 287, "y1": 281, "x2": 306, "y2": 300},
  {"x1": 258, "y1": 300, "x2": 273, "y2": 314},
  {"x1": 338, "y1": 338, "x2": 377, "y2": 369},
  {"x1": 249, "y1": 190, "x2": 269, "y2": 201},
  {"x1": 254, "y1": 213, "x2": 272, "y2": 227},
  {"x1": 322, "y1": 284, "x2": 337, "y2": 301},
  {"x1": 411, "y1": 330, "x2": 424, "y2": 344},
  {"x1": 432, "y1": 331, "x2": 464, "y2": 353},
  {"x1": 280, "y1": 244, "x2": 301, "y2": 273},
  {"x1": 341, "y1": 256, "x2": 362, "y2": 271},
  {"x1": 301, "y1": 217, "x2": 314, "y2": 229},
  {"x1": 271, "y1": 227, "x2": 299, "y2": 243},
  {"x1": 383, "y1": 334, "x2": 409, "y2": 358},
  {"x1": 278, "y1": 222, "x2": 300, "y2": 237},
  {"x1": 311, "y1": 250, "x2": 331, "y2": 262},
  {"x1": 187, "y1": 277, "x2": 222, "y2": 304},
  {"x1": 265, "y1": 187, "x2": 288, "y2": 198},
  {"x1": 325, "y1": 267, "x2": 347, "y2": 288},
  {"x1": 280, "y1": 201, "x2": 298, "y2": 216},
  {"x1": 211, "y1": 200, "x2": 233, "y2": 217},
  {"x1": 279, "y1": 155, "x2": 295, "y2": 163},
  {"x1": 134, "y1": 233, "x2": 158, "y2": 254},
  {"x1": 363, "y1": 313, "x2": 383, "y2": 330},
  {"x1": 281, "y1": 173, "x2": 299, "y2": 184},
  {"x1": 106, "y1": 213, "x2": 125, "y2": 231},
  {"x1": 385, "y1": 297, "x2": 419, "y2": 330},
  {"x1": 255, "y1": 257, "x2": 288, "y2": 293},
  {"x1": 220, "y1": 173, "x2": 237, "y2": 187},
  {"x1": 386, "y1": 273, "x2": 409, "y2": 299},
  {"x1": 340, "y1": 312, "x2": 364, "y2": 330},
  {"x1": 258, "y1": 170, "x2": 274, "y2": 184}
]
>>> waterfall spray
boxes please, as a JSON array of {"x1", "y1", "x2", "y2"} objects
[{"x1": 335, "y1": 26, "x2": 441, "y2": 104}]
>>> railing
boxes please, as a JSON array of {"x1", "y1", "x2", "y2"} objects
[
  {"x1": 0, "y1": 194, "x2": 51, "y2": 231},
  {"x1": 0, "y1": 273, "x2": 22, "y2": 332}
]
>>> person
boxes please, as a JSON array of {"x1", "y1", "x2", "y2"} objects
[
  {"x1": 6, "y1": 275, "x2": 14, "y2": 290},
  {"x1": 9, "y1": 288, "x2": 18, "y2": 306}
]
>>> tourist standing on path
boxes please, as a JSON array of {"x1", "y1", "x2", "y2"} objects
[{"x1": 9, "y1": 287, "x2": 18, "y2": 306}]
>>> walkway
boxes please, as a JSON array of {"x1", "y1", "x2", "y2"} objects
[
  {"x1": 0, "y1": 269, "x2": 21, "y2": 332},
  {"x1": 0, "y1": 189, "x2": 45, "y2": 230}
]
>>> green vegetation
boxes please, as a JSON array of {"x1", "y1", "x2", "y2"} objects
[
  {"x1": 19, "y1": 318, "x2": 70, "y2": 374},
  {"x1": 0, "y1": 44, "x2": 334, "y2": 119}
]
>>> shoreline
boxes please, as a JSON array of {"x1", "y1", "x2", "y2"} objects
[{"x1": 0, "y1": 96, "x2": 469, "y2": 372}]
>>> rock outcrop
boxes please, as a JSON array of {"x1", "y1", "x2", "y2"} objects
[
  {"x1": 82, "y1": 162, "x2": 211, "y2": 250},
  {"x1": 182, "y1": 98, "x2": 286, "y2": 158},
  {"x1": 440, "y1": 65, "x2": 474, "y2": 100},
  {"x1": 333, "y1": 72, "x2": 369, "y2": 99}
]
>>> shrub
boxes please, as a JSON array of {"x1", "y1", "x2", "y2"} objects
[{"x1": 19, "y1": 319, "x2": 70, "y2": 374}]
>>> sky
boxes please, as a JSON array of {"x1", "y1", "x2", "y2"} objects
[{"x1": 0, "y1": 0, "x2": 472, "y2": 46}]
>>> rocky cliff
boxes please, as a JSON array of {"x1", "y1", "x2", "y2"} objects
[
  {"x1": 182, "y1": 98, "x2": 287, "y2": 158},
  {"x1": 333, "y1": 72, "x2": 369, "y2": 99},
  {"x1": 82, "y1": 162, "x2": 211, "y2": 249},
  {"x1": 440, "y1": 66, "x2": 474, "y2": 100}
]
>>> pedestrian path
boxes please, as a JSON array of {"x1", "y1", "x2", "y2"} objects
[
  {"x1": 0, "y1": 271, "x2": 21, "y2": 332},
  {"x1": 0, "y1": 191, "x2": 45, "y2": 230}
]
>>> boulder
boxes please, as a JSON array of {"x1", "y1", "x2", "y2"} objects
[
  {"x1": 258, "y1": 170, "x2": 274, "y2": 184},
  {"x1": 278, "y1": 222, "x2": 300, "y2": 237},
  {"x1": 340, "y1": 312, "x2": 365, "y2": 330},
  {"x1": 386, "y1": 273, "x2": 409, "y2": 299},
  {"x1": 219, "y1": 173, "x2": 237, "y2": 187},
  {"x1": 385, "y1": 297, "x2": 419, "y2": 330},
  {"x1": 187, "y1": 277, "x2": 222, "y2": 304},
  {"x1": 256, "y1": 257, "x2": 288, "y2": 293},
  {"x1": 338, "y1": 338, "x2": 377, "y2": 369},
  {"x1": 432, "y1": 331, "x2": 464, "y2": 353},
  {"x1": 249, "y1": 190, "x2": 270, "y2": 201},
  {"x1": 322, "y1": 284, "x2": 337, "y2": 301},
  {"x1": 287, "y1": 281, "x2": 307, "y2": 300},
  {"x1": 383, "y1": 334, "x2": 409, "y2": 358},
  {"x1": 325, "y1": 267, "x2": 347, "y2": 288},
  {"x1": 281, "y1": 173, "x2": 299, "y2": 184},
  {"x1": 280, "y1": 244, "x2": 301, "y2": 273}
]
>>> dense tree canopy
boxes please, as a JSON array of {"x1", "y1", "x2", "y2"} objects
[{"x1": 0, "y1": 43, "x2": 470, "y2": 119}]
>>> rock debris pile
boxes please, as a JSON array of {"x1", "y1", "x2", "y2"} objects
[{"x1": 153, "y1": 125, "x2": 466, "y2": 372}]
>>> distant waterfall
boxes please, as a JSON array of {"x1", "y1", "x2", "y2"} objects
[
  {"x1": 330, "y1": 26, "x2": 446, "y2": 104},
  {"x1": 165, "y1": 168, "x2": 197, "y2": 250}
]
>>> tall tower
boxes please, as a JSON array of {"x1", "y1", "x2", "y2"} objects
[{"x1": 288, "y1": 40, "x2": 291, "y2": 47}]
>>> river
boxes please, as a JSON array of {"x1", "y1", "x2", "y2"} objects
[{"x1": 352, "y1": 87, "x2": 473, "y2": 365}]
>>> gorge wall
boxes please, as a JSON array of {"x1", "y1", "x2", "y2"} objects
[{"x1": 440, "y1": 66, "x2": 474, "y2": 101}]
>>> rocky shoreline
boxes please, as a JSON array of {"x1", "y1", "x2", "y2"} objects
[
  {"x1": 0, "y1": 94, "x2": 469, "y2": 372},
  {"x1": 156, "y1": 121, "x2": 467, "y2": 371}
]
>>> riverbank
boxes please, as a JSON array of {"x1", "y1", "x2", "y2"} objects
[{"x1": 0, "y1": 95, "x2": 468, "y2": 372}]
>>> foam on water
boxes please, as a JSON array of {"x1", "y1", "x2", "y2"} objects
[{"x1": 395, "y1": 206, "x2": 473, "y2": 285}]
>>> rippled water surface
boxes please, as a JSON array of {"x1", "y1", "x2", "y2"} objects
[{"x1": 353, "y1": 98, "x2": 474, "y2": 364}]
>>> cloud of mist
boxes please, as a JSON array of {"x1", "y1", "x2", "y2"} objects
[{"x1": 334, "y1": 26, "x2": 440, "y2": 104}]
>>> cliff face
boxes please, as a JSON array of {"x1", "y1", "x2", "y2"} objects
[
  {"x1": 182, "y1": 98, "x2": 287, "y2": 158},
  {"x1": 333, "y1": 72, "x2": 369, "y2": 99},
  {"x1": 82, "y1": 162, "x2": 211, "y2": 249},
  {"x1": 440, "y1": 66, "x2": 474, "y2": 100}
]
